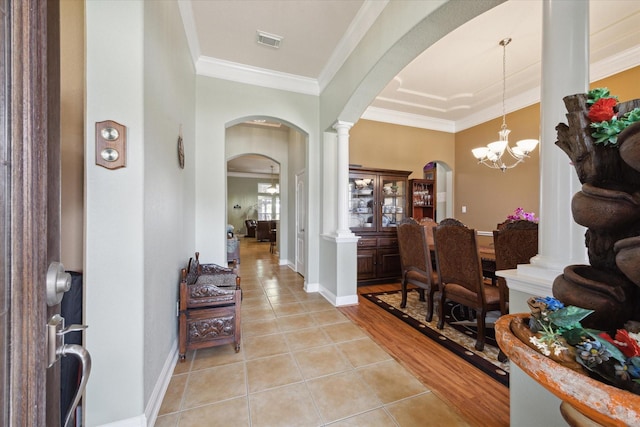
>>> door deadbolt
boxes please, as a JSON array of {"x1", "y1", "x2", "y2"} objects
[{"x1": 46, "y1": 262, "x2": 71, "y2": 306}]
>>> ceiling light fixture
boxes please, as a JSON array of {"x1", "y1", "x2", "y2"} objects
[
  {"x1": 266, "y1": 165, "x2": 278, "y2": 194},
  {"x1": 471, "y1": 38, "x2": 539, "y2": 172}
]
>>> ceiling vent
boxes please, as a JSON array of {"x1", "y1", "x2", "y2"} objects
[{"x1": 257, "y1": 31, "x2": 282, "y2": 49}]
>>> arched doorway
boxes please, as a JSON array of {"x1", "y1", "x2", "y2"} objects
[
  {"x1": 427, "y1": 161, "x2": 453, "y2": 222},
  {"x1": 224, "y1": 118, "x2": 308, "y2": 276}
]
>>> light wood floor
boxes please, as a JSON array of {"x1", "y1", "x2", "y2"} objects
[{"x1": 339, "y1": 283, "x2": 510, "y2": 427}]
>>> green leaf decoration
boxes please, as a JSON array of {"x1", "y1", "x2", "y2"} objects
[
  {"x1": 592, "y1": 334, "x2": 627, "y2": 363},
  {"x1": 562, "y1": 328, "x2": 589, "y2": 346},
  {"x1": 629, "y1": 357, "x2": 640, "y2": 369},
  {"x1": 587, "y1": 88, "x2": 616, "y2": 105},
  {"x1": 548, "y1": 306, "x2": 594, "y2": 328},
  {"x1": 590, "y1": 107, "x2": 640, "y2": 146}
]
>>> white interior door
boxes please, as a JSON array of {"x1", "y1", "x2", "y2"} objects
[{"x1": 295, "y1": 171, "x2": 306, "y2": 275}]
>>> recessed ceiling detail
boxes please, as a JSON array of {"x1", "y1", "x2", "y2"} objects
[
  {"x1": 182, "y1": 0, "x2": 640, "y2": 133},
  {"x1": 374, "y1": 97, "x2": 471, "y2": 113}
]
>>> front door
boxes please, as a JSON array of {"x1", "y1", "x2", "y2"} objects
[{"x1": 2, "y1": 0, "x2": 64, "y2": 424}]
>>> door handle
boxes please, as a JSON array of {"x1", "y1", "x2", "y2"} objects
[
  {"x1": 48, "y1": 314, "x2": 91, "y2": 427},
  {"x1": 59, "y1": 344, "x2": 91, "y2": 427}
]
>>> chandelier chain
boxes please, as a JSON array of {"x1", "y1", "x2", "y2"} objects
[{"x1": 500, "y1": 37, "x2": 510, "y2": 131}]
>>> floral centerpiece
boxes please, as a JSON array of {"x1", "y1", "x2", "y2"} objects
[
  {"x1": 517, "y1": 296, "x2": 640, "y2": 396},
  {"x1": 506, "y1": 207, "x2": 538, "y2": 223}
]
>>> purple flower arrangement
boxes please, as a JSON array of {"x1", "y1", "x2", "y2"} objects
[{"x1": 506, "y1": 207, "x2": 539, "y2": 223}]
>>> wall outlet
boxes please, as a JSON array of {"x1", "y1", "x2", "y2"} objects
[{"x1": 462, "y1": 205, "x2": 467, "y2": 213}]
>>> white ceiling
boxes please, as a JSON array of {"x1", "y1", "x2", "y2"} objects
[{"x1": 184, "y1": 0, "x2": 640, "y2": 173}]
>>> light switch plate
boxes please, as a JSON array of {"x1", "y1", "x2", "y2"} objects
[{"x1": 95, "y1": 120, "x2": 126, "y2": 170}]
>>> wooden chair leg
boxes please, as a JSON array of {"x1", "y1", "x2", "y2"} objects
[
  {"x1": 400, "y1": 278, "x2": 408, "y2": 308},
  {"x1": 437, "y1": 292, "x2": 446, "y2": 330},
  {"x1": 425, "y1": 288, "x2": 434, "y2": 322},
  {"x1": 475, "y1": 309, "x2": 486, "y2": 351}
]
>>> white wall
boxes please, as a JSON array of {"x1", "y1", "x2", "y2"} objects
[
  {"x1": 85, "y1": 0, "x2": 195, "y2": 425},
  {"x1": 143, "y1": 0, "x2": 196, "y2": 413},
  {"x1": 85, "y1": 2, "x2": 145, "y2": 425}
]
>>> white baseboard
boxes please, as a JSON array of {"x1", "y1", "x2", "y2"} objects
[
  {"x1": 96, "y1": 415, "x2": 146, "y2": 427},
  {"x1": 318, "y1": 284, "x2": 357, "y2": 307},
  {"x1": 95, "y1": 341, "x2": 177, "y2": 426},
  {"x1": 304, "y1": 281, "x2": 320, "y2": 292},
  {"x1": 145, "y1": 340, "x2": 178, "y2": 426}
]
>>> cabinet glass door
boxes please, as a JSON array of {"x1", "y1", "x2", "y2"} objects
[
  {"x1": 349, "y1": 173, "x2": 376, "y2": 231},
  {"x1": 380, "y1": 175, "x2": 407, "y2": 229}
]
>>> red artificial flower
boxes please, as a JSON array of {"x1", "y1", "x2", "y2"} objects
[
  {"x1": 599, "y1": 330, "x2": 640, "y2": 358},
  {"x1": 588, "y1": 98, "x2": 617, "y2": 122},
  {"x1": 615, "y1": 330, "x2": 640, "y2": 358}
]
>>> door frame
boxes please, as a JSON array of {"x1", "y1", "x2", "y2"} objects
[
  {"x1": 5, "y1": 0, "x2": 61, "y2": 424},
  {"x1": 295, "y1": 170, "x2": 306, "y2": 275}
]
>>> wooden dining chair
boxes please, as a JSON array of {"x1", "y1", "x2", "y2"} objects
[
  {"x1": 396, "y1": 218, "x2": 440, "y2": 322},
  {"x1": 492, "y1": 220, "x2": 538, "y2": 314},
  {"x1": 433, "y1": 218, "x2": 501, "y2": 351},
  {"x1": 417, "y1": 217, "x2": 437, "y2": 247}
]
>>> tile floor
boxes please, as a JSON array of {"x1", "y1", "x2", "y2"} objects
[{"x1": 155, "y1": 238, "x2": 470, "y2": 426}]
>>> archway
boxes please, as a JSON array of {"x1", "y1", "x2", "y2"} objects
[
  {"x1": 425, "y1": 161, "x2": 453, "y2": 222},
  {"x1": 224, "y1": 117, "x2": 308, "y2": 275}
]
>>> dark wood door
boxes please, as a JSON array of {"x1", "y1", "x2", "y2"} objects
[
  {"x1": 2, "y1": 0, "x2": 62, "y2": 425},
  {"x1": 356, "y1": 249, "x2": 376, "y2": 281},
  {"x1": 377, "y1": 247, "x2": 401, "y2": 279}
]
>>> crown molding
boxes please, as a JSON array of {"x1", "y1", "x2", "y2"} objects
[
  {"x1": 361, "y1": 106, "x2": 456, "y2": 133},
  {"x1": 317, "y1": 0, "x2": 389, "y2": 92},
  {"x1": 455, "y1": 87, "x2": 540, "y2": 132},
  {"x1": 590, "y1": 45, "x2": 640, "y2": 82},
  {"x1": 177, "y1": 0, "x2": 200, "y2": 66},
  {"x1": 367, "y1": 46, "x2": 640, "y2": 133},
  {"x1": 196, "y1": 56, "x2": 320, "y2": 95}
]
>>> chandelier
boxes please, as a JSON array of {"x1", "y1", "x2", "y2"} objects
[
  {"x1": 471, "y1": 38, "x2": 539, "y2": 172},
  {"x1": 266, "y1": 165, "x2": 278, "y2": 194}
]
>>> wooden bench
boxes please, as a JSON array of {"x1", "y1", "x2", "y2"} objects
[{"x1": 178, "y1": 253, "x2": 241, "y2": 360}]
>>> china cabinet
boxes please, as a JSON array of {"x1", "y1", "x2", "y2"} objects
[
  {"x1": 409, "y1": 178, "x2": 436, "y2": 220},
  {"x1": 349, "y1": 167, "x2": 411, "y2": 284}
]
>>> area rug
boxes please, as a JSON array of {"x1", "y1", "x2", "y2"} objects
[{"x1": 362, "y1": 289, "x2": 509, "y2": 386}]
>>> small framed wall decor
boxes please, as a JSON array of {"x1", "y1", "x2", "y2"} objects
[{"x1": 177, "y1": 125, "x2": 185, "y2": 169}]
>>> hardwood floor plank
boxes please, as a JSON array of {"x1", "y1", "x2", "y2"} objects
[{"x1": 339, "y1": 283, "x2": 510, "y2": 427}]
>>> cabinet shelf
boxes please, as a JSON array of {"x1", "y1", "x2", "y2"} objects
[
  {"x1": 409, "y1": 178, "x2": 436, "y2": 220},
  {"x1": 350, "y1": 166, "x2": 411, "y2": 284}
]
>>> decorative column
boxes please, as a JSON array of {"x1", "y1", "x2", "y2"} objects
[
  {"x1": 517, "y1": 0, "x2": 590, "y2": 285},
  {"x1": 333, "y1": 121, "x2": 355, "y2": 238},
  {"x1": 503, "y1": 2, "x2": 591, "y2": 426}
]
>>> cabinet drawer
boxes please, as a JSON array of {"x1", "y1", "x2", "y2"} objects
[
  {"x1": 186, "y1": 306, "x2": 237, "y2": 344},
  {"x1": 357, "y1": 238, "x2": 377, "y2": 248},
  {"x1": 378, "y1": 237, "x2": 398, "y2": 247}
]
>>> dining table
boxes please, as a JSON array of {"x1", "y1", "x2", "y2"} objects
[{"x1": 478, "y1": 245, "x2": 497, "y2": 285}]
